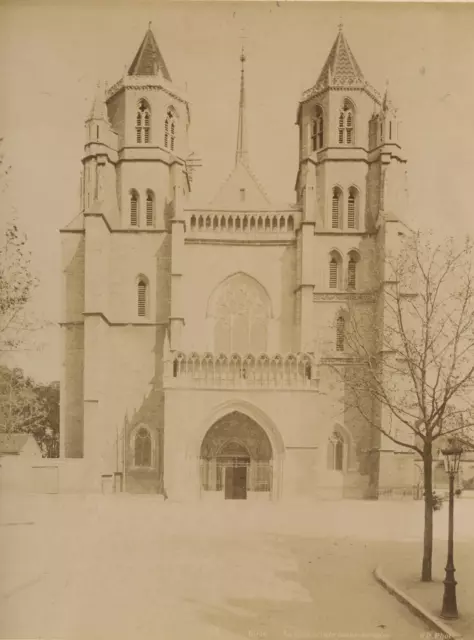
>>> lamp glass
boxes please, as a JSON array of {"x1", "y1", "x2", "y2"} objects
[{"x1": 442, "y1": 443, "x2": 463, "y2": 475}]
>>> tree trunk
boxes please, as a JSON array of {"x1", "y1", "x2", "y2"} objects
[{"x1": 421, "y1": 442, "x2": 433, "y2": 582}]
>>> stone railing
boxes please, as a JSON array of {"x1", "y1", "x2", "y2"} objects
[
  {"x1": 165, "y1": 352, "x2": 317, "y2": 389},
  {"x1": 186, "y1": 211, "x2": 300, "y2": 236}
]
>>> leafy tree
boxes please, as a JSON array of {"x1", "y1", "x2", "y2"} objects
[{"x1": 331, "y1": 231, "x2": 474, "y2": 582}]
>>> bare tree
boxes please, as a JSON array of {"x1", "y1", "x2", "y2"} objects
[{"x1": 332, "y1": 230, "x2": 474, "y2": 582}]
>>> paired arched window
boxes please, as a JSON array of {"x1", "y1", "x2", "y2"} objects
[
  {"x1": 332, "y1": 188, "x2": 342, "y2": 229},
  {"x1": 329, "y1": 251, "x2": 342, "y2": 289},
  {"x1": 347, "y1": 251, "x2": 360, "y2": 290},
  {"x1": 137, "y1": 278, "x2": 148, "y2": 317},
  {"x1": 146, "y1": 190, "x2": 155, "y2": 227},
  {"x1": 134, "y1": 427, "x2": 152, "y2": 467},
  {"x1": 311, "y1": 105, "x2": 324, "y2": 151},
  {"x1": 164, "y1": 108, "x2": 176, "y2": 151},
  {"x1": 328, "y1": 431, "x2": 344, "y2": 471},
  {"x1": 336, "y1": 316, "x2": 345, "y2": 352},
  {"x1": 130, "y1": 190, "x2": 139, "y2": 227},
  {"x1": 338, "y1": 99, "x2": 355, "y2": 145},
  {"x1": 136, "y1": 99, "x2": 151, "y2": 144}
]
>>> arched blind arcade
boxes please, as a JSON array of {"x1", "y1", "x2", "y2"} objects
[{"x1": 212, "y1": 274, "x2": 270, "y2": 354}]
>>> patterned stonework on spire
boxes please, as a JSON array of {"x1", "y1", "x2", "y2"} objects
[
  {"x1": 128, "y1": 27, "x2": 172, "y2": 80},
  {"x1": 303, "y1": 27, "x2": 380, "y2": 102}
]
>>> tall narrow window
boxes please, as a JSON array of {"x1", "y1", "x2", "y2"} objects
[
  {"x1": 339, "y1": 99, "x2": 355, "y2": 145},
  {"x1": 347, "y1": 188, "x2": 358, "y2": 229},
  {"x1": 130, "y1": 190, "x2": 139, "y2": 227},
  {"x1": 347, "y1": 251, "x2": 360, "y2": 290},
  {"x1": 146, "y1": 191, "x2": 155, "y2": 227},
  {"x1": 338, "y1": 111, "x2": 345, "y2": 144},
  {"x1": 312, "y1": 105, "x2": 324, "y2": 151},
  {"x1": 137, "y1": 279, "x2": 148, "y2": 317},
  {"x1": 328, "y1": 432, "x2": 345, "y2": 471},
  {"x1": 336, "y1": 316, "x2": 345, "y2": 352},
  {"x1": 164, "y1": 108, "x2": 176, "y2": 150},
  {"x1": 348, "y1": 256, "x2": 356, "y2": 290},
  {"x1": 332, "y1": 188, "x2": 342, "y2": 229},
  {"x1": 136, "y1": 99, "x2": 151, "y2": 144},
  {"x1": 329, "y1": 258, "x2": 338, "y2": 289},
  {"x1": 134, "y1": 427, "x2": 152, "y2": 467}
]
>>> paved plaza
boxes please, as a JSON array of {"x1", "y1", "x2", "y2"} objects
[{"x1": 1, "y1": 495, "x2": 473, "y2": 640}]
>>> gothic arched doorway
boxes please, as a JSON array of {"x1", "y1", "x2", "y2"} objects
[{"x1": 200, "y1": 411, "x2": 273, "y2": 500}]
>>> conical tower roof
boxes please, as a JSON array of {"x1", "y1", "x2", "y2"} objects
[
  {"x1": 128, "y1": 25, "x2": 172, "y2": 80},
  {"x1": 302, "y1": 26, "x2": 380, "y2": 102}
]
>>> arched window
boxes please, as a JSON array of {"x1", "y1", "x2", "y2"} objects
[
  {"x1": 311, "y1": 105, "x2": 324, "y2": 151},
  {"x1": 134, "y1": 427, "x2": 152, "y2": 467},
  {"x1": 336, "y1": 316, "x2": 345, "y2": 352},
  {"x1": 329, "y1": 251, "x2": 342, "y2": 289},
  {"x1": 328, "y1": 431, "x2": 344, "y2": 471},
  {"x1": 347, "y1": 252, "x2": 359, "y2": 290},
  {"x1": 332, "y1": 188, "x2": 342, "y2": 229},
  {"x1": 338, "y1": 99, "x2": 355, "y2": 145},
  {"x1": 210, "y1": 273, "x2": 271, "y2": 354},
  {"x1": 130, "y1": 190, "x2": 139, "y2": 227},
  {"x1": 164, "y1": 108, "x2": 176, "y2": 151},
  {"x1": 146, "y1": 190, "x2": 155, "y2": 227},
  {"x1": 137, "y1": 278, "x2": 148, "y2": 317},
  {"x1": 136, "y1": 99, "x2": 151, "y2": 144},
  {"x1": 347, "y1": 187, "x2": 359, "y2": 229}
]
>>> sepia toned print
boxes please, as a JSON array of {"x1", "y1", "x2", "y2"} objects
[{"x1": 1, "y1": 3, "x2": 474, "y2": 639}]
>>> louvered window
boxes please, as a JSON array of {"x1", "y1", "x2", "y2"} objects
[
  {"x1": 137, "y1": 280, "x2": 147, "y2": 317},
  {"x1": 346, "y1": 112, "x2": 353, "y2": 144},
  {"x1": 329, "y1": 258, "x2": 338, "y2": 289},
  {"x1": 338, "y1": 112, "x2": 345, "y2": 144},
  {"x1": 348, "y1": 193, "x2": 355, "y2": 228},
  {"x1": 348, "y1": 257, "x2": 356, "y2": 290},
  {"x1": 312, "y1": 105, "x2": 324, "y2": 151},
  {"x1": 332, "y1": 190, "x2": 341, "y2": 229},
  {"x1": 311, "y1": 120, "x2": 318, "y2": 151},
  {"x1": 146, "y1": 191, "x2": 154, "y2": 227},
  {"x1": 336, "y1": 317, "x2": 345, "y2": 352},
  {"x1": 164, "y1": 109, "x2": 176, "y2": 150},
  {"x1": 130, "y1": 191, "x2": 139, "y2": 227}
]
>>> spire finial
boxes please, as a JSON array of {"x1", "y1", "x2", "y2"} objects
[
  {"x1": 338, "y1": 19, "x2": 343, "y2": 32},
  {"x1": 235, "y1": 46, "x2": 248, "y2": 166},
  {"x1": 148, "y1": 21, "x2": 152, "y2": 30}
]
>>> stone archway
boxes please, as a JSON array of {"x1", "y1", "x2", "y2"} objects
[{"x1": 200, "y1": 411, "x2": 274, "y2": 500}]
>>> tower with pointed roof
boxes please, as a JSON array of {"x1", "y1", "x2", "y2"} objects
[{"x1": 60, "y1": 25, "x2": 412, "y2": 499}]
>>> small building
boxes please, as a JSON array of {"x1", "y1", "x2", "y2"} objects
[{"x1": 0, "y1": 433, "x2": 44, "y2": 493}]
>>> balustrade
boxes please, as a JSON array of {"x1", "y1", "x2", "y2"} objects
[
  {"x1": 167, "y1": 351, "x2": 317, "y2": 389},
  {"x1": 187, "y1": 211, "x2": 298, "y2": 234}
]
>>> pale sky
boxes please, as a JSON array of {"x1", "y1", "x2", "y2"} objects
[{"x1": 1, "y1": 1, "x2": 474, "y2": 382}]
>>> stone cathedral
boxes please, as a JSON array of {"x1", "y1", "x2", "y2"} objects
[{"x1": 60, "y1": 26, "x2": 414, "y2": 499}]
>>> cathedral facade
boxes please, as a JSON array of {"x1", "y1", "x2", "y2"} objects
[{"x1": 60, "y1": 26, "x2": 414, "y2": 499}]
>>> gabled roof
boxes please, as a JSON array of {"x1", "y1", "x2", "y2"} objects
[
  {"x1": 303, "y1": 26, "x2": 380, "y2": 101},
  {"x1": 210, "y1": 159, "x2": 272, "y2": 211},
  {"x1": 128, "y1": 27, "x2": 172, "y2": 80},
  {"x1": 0, "y1": 433, "x2": 32, "y2": 455}
]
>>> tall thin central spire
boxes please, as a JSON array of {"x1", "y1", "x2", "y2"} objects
[{"x1": 235, "y1": 48, "x2": 248, "y2": 166}]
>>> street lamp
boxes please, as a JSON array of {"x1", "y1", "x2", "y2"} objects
[{"x1": 440, "y1": 438, "x2": 463, "y2": 620}]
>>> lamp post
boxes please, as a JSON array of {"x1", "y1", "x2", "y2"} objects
[{"x1": 440, "y1": 438, "x2": 463, "y2": 620}]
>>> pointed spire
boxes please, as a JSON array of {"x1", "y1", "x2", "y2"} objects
[
  {"x1": 235, "y1": 47, "x2": 248, "y2": 167},
  {"x1": 128, "y1": 25, "x2": 171, "y2": 80},
  {"x1": 314, "y1": 26, "x2": 365, "y2": 91},
  {"x1": 87, "y1": 80, "x2": 108, "y2": 122},
  {"x1": 382, "y1": 80, "x2": 393, "y2": 112}
]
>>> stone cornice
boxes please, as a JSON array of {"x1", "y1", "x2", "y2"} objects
[
  {"x1": 313, "y1": 290, "x2": 376, "y2": 302},
  {"x1": 62, "y1": 211, "x2": 169, "y2": 235},
  {"x1": 184, "y1": 238, "x2": 295, "y2": 247},
  {"x1": 81, "y1": 311, "x2": 167, "y2": 327}
]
